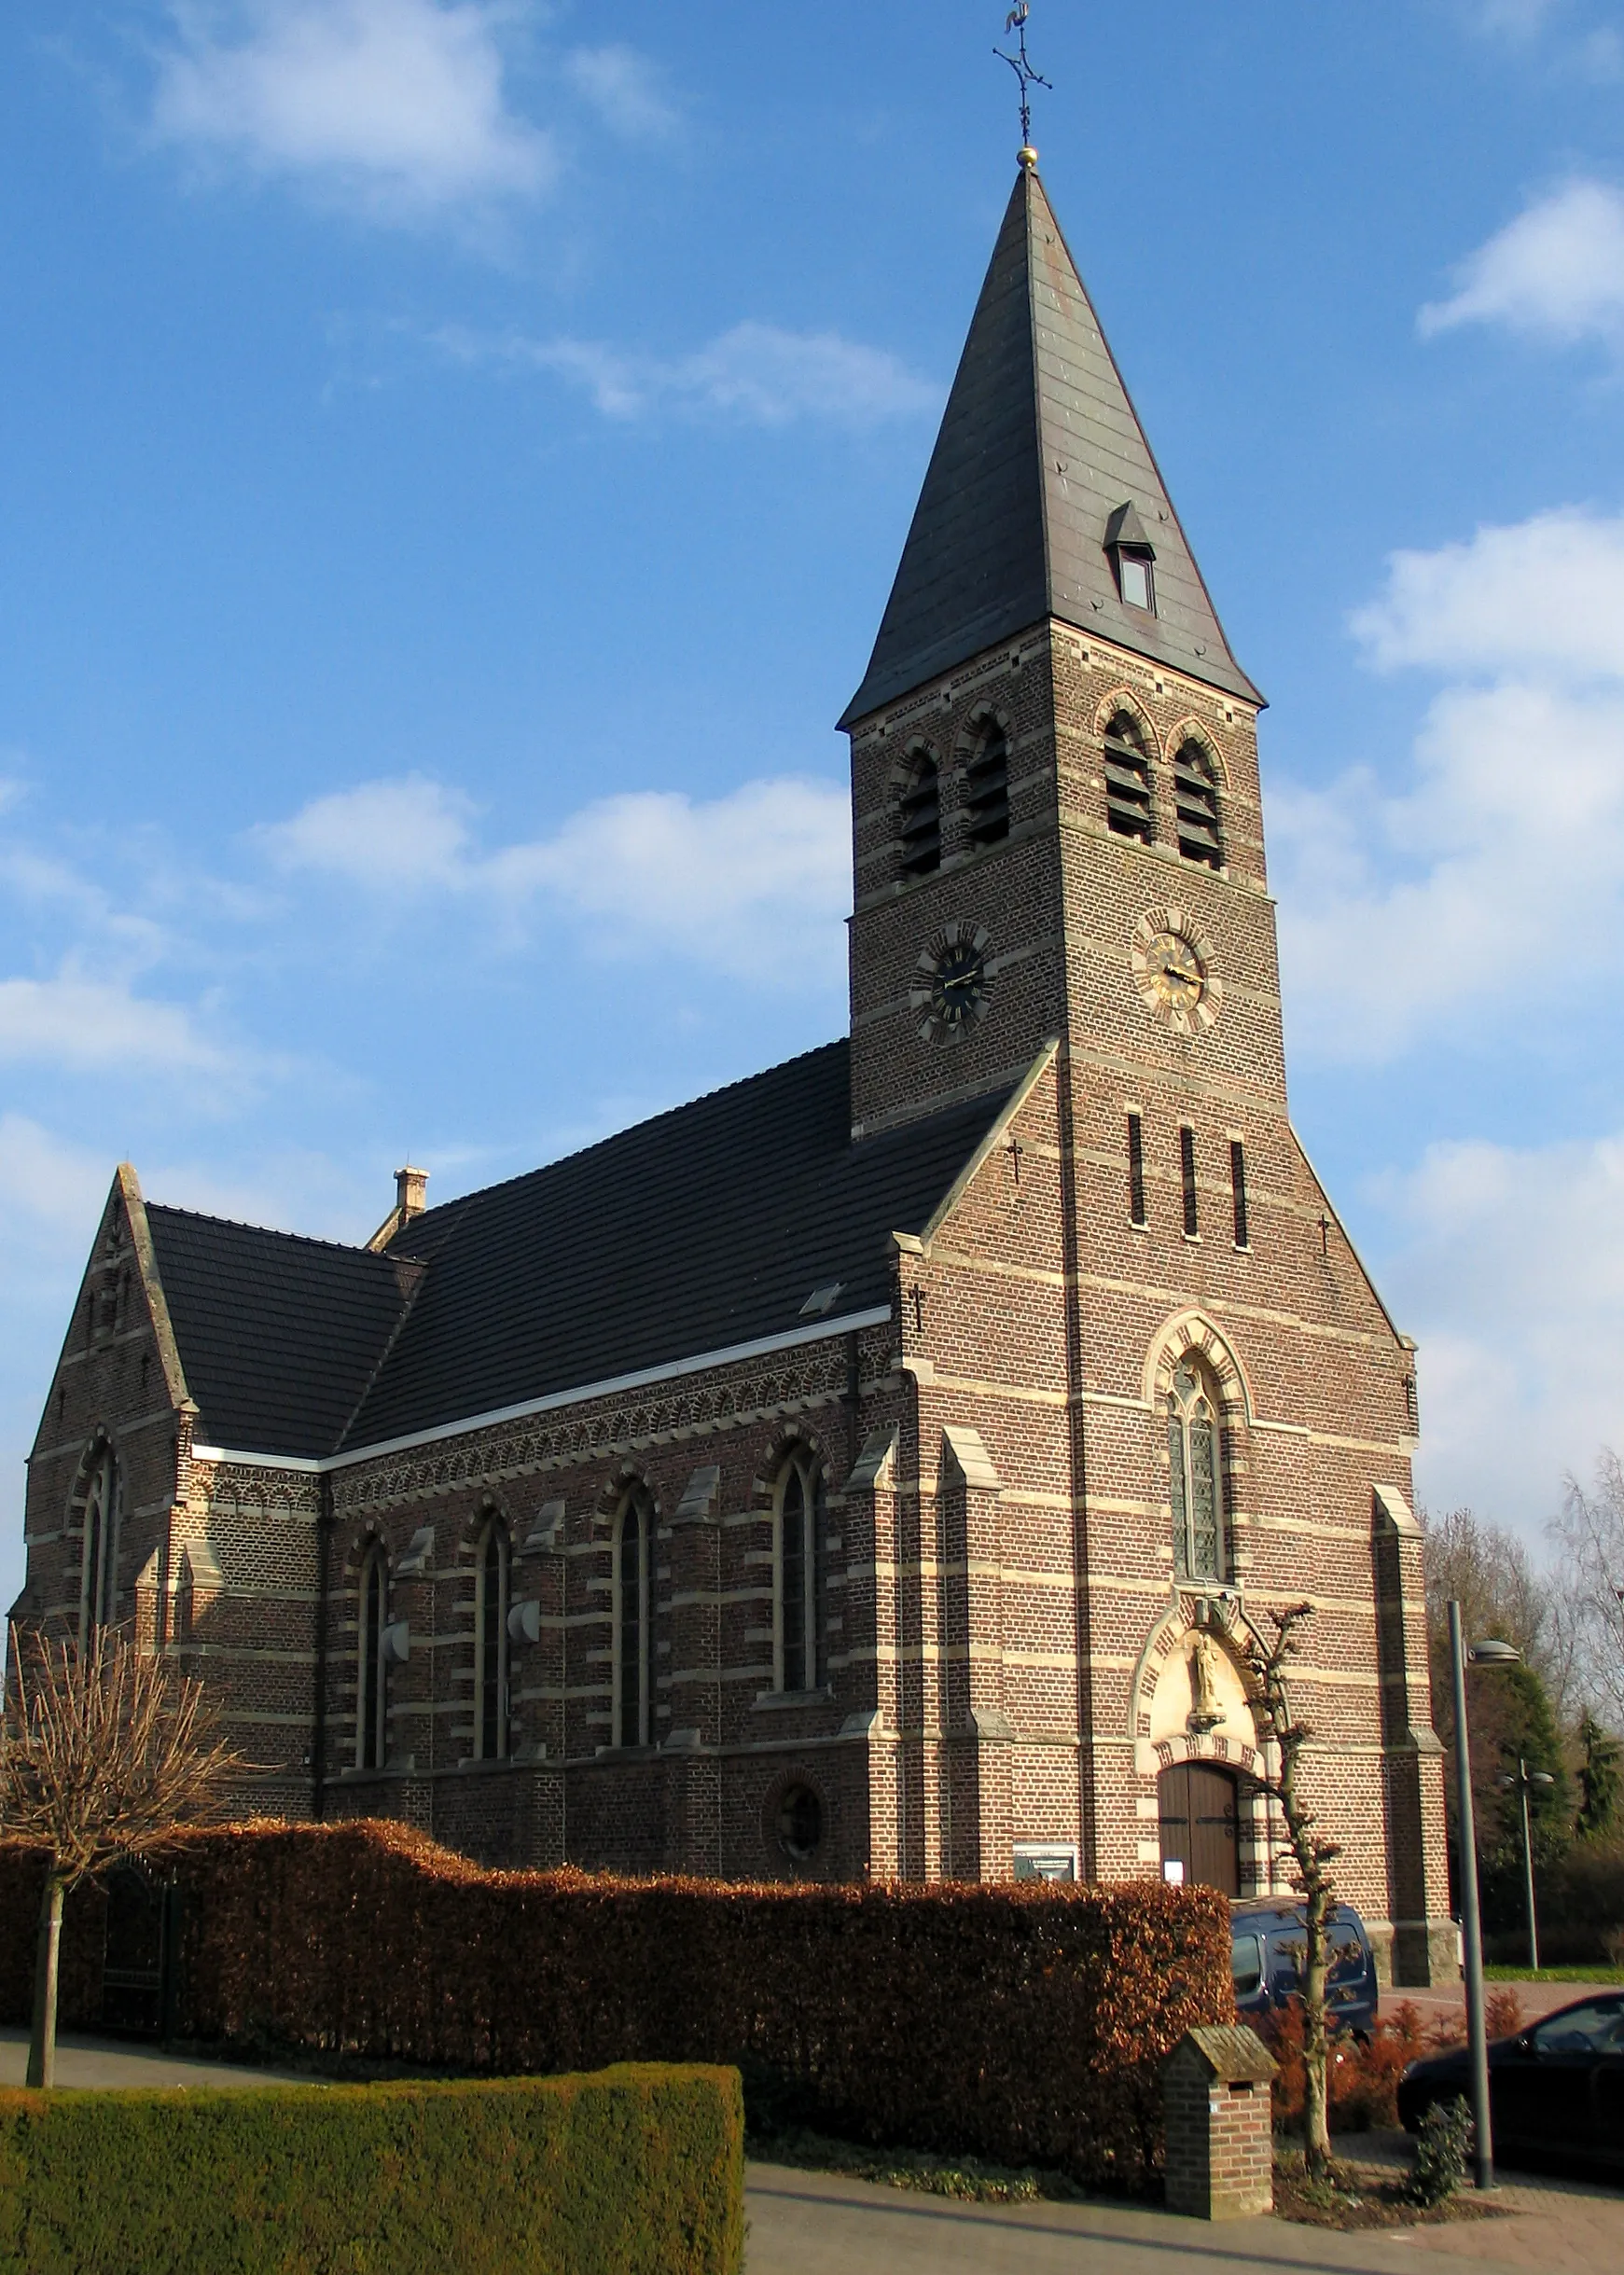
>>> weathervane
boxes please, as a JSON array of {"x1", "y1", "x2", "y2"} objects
[{"x1": 995, "y1": 4, "x2": 1051, "y2": 164}]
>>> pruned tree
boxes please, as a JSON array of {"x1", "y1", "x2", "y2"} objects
[
  {"x1": 1242, "y1": 1602, "x2": 1339, "y2": 2172},
  {"x1": 0, "y1": 1627, "x2": 242, "y2": 2087}
]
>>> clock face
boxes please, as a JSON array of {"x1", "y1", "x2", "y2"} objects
[
  {"x1": 1131, "y1": 909, "x2": 1222, "y2": 1037},
  {"x1": 910, "y1": 920, "x2": 992, "y2": 1046}
]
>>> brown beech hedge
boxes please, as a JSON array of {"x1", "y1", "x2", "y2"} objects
[
  {"x1": 0, "y1": 1824, "x2": 1230, "y2": 2189},
  {"x1": 0, "y1": 2065, "x2": 743, "y2": 2275}
]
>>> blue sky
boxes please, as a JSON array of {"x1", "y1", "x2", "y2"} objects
[{"x1": 4, "y1": 0, "x2": 1624, "y2": 1607}]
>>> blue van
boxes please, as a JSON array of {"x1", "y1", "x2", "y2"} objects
[{"x1": 1230, "y1": 1899, "x2": 1379, "y2": 2040}]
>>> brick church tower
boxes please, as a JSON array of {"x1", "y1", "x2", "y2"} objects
[
  {"x1": 12, "y1": 157, "x2": 1449, "y2": 1985},
  {"x1": 831, "y1": 156, "x2": 1449, "y2": 1977}
]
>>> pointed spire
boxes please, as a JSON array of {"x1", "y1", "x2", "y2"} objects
[{"x1": 840, "y1": 168, "x2": 1259, "y2": 728}]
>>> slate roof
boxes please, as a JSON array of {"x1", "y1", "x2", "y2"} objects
[
  {"x1": 146, "y1": 1209, "x2": 409, "y2": 1462},
  {"x1": 840, "y1": 165, "x2": 1259, "y2": 727},
  {"x1": 146, "y1": 1043, "x2": 1018, "y2": 1463}
]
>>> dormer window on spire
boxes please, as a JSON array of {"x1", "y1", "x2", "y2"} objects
[{"x1": 1105, "y1": 502, "x2": 1157, "y2": 616}]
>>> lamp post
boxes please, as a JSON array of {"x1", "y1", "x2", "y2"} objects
[
  {"x1": 1448, "y1": 1604, "x2": 1520, "y2": 2193},
  {"x1": 1498, "y1": 1757, "x2": 1555, "y2": 1973}
]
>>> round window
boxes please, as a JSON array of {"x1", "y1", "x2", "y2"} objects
[{"x1": 776, "y1": 1783, "x2": 823, "y2": 1865}]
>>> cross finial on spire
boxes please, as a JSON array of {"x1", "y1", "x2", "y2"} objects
[{"x1": 995, "y1": 3, "x2": 1051, "y2": 166}]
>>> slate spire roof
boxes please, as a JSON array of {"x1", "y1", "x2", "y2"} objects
[{"x1": 840, "y1": 163, "x2": 1260, "y2": 727}]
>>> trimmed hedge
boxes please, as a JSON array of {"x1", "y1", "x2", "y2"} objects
[
  {"x1": 0, "y1": 2064, "x2": 744, "y2": 2275},
  {"x1": 0, "y1": 1824, "x2": 1231, "y2": 2190}
]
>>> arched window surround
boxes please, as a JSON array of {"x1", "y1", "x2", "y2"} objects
[
  {"x1": 614, "y1": 1488, "x2": 654, "y2": 1748},
  {"x1": 895, "y1": 743, "x2": 942, "y2": 881},
  {"x1": 473, "y1": 1512, "x2": 510, "y2": 1762},
  {"x1": 774, "y1": 1450, "x2": 827, "y2": 1695},
  {"x1": 1100, "y1": 703, "x2": 1155, "y2": 844},
  {"x1": 1144, "y1": 1314, "x2": 1254, "y2": 1595},
  {"x1": 356, "y1": 1541, "x2": 389, "y2": 1771},
  {"x1": 1169, "y1": 732, "x2": 1225, "y2": 870},
  {"x1": 957, "y1": 705, "x2": 1011, "y2": 852}
]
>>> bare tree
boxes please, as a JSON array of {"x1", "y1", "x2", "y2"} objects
[
  {"x1": 0, "y1": 1628, "x2": 241, "y2": 2087},
  {"x1": 1243, "y1": 1602, "x2": 1339, "y2": 2173},
  {"x1": 1548, "y1": 1456, "x2": 1624, "y2": 1730}
]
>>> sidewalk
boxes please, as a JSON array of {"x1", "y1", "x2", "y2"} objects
[
  {"x1": 744, "y1": 2155, "x2": 1624, "y2": 2275},
  {"x1": 0, "y1": 2027, "x2": 310, "y2": 2091}
]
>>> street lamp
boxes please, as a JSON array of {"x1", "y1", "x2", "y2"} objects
[
  {"x1": 1448, "y1": 1605, "x2": 1520, "y2": 2193},
  {"x1": 1498, "y1": 1757, "x2": 1555, "y2": 1972}
]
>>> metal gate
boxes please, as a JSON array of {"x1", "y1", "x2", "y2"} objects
[{"x1": 100, "y1": 1863, "x2": 175, "y2": 2038}]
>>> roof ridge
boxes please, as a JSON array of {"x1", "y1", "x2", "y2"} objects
[
  {"x1": 390, "y1": 1037, "x2": 849, "y2": 1237},
  {"x1": 144, "y1": 1200, "x2": 381, "y2": 1260}
]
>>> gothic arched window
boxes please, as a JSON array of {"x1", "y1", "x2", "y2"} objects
[
  {"x1": 615, "y1": 1490, "x2": 653, "y2": 1747},
  {"x1": 79, "y1": 1444, "x2": 118, "y2": 1646},
  {"x1": 357, "y1": 1545, "x2": 388, "y2": 1770},
  {"x1": 776, "y1": 1452, "x2": 826, "y2": 1694},
  {"x1": 965, "y1": 714, "x2": 1010, "y2": 849},
  {"x1": 898, "y1": 752, "x2": 941, "y2": 879},
  {"x1": 474, "y1": 1515, "x2": 510, "y2": 1761},
  {"x1": 1169, "y1": 1361, "x2": 1227, "y2": 1582},
  {"x1": 1103, "y1": 712, "x2": 1154, "y2": 843},
  {"x1": 1173, "y1": 741, "x2": 1223, "y2": 868}
]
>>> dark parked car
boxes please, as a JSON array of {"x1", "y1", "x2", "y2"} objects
[
  {"x1": 1398, "y1": 1992, "x2": 1624, "y2": 2175},
  {"x1": 1230, "y1": 1900, "x2": 1379, "y2": 2039}
]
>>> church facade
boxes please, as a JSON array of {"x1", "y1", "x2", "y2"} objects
[{"x1": 12, "y1": 161, "x2": 1450, "y2": 1982}]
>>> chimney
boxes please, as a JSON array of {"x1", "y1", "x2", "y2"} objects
[{"x1": 395, "y1": 1165, "x2": 428, "y2": 1224}]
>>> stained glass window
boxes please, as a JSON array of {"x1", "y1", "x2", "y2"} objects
[
  {"x1": 1170, "y1": 1361, "x2": 1226, "y2": 1581},
  {"x1": 617, "y1": 1494, "x2": 650, "y2": 1746}
]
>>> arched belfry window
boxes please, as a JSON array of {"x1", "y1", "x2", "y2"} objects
[
  {"x1": 1173, "y1": 741, "x2": 1223, "y2": 869},
  {"x1": 615, "y1": 1490, "x2": 653, "y2": 1747},
  {"x1": 474, "y1": 1515, "x2": 510, "y2": 1761},
  {"x1": 964, "y1": 714, "x2": 1010, "y2": 849},
  {"x1": 78, "y1": 1443, "x2": 118, "y2": 1646},
  {"x1": 898, "y1": 751, "x2": 941, "y2": 879},
  {"x1": 1169, "y1": 1361, "x2": 1227, "y2": 1582},
  {"x1": 776, "y1": 1451, "x2": 826, "y2": 1694},
  {"x1": 1103, "y1": 712, "x2": 1154, "y2": 843},
  {"x1": 357, "y1": 1544, "x2": 388, "y2": 1770}
]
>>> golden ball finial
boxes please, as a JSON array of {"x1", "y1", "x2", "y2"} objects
[{"x1": 1018, "y1": 144, "x2": 1039, "y2": 169}]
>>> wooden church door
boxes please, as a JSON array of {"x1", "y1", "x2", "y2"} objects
[{"x1": 1158, "y1": 1763, "x2": 1240, "y2": 1896}]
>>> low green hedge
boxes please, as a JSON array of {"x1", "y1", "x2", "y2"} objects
[{"x1": 0, "y1": 2063, "x2": 743, "y2": 2275}]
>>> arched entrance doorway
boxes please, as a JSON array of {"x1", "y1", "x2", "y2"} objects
[{"x1": 1158, "y1": 1762, "x2": 1240, "y2": 1895}]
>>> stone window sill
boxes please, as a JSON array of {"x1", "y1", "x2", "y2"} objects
[{"x1": 752, "y1": 1686, "x2": 835, "y2": 1712}]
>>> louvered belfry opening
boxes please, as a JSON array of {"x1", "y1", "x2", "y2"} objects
[
  {"x1": 898, "y1": 752, "x2": 941, "y2": 877},
  {"x1": 1103, "y1": 713, "x2": 1153, "y2": 842},
  {"x1": 965, "y1": 715, "x2": 1010, "y2": 849},
  {"x1": 1173, "y1": 741, "x2": 1223, "y2": 868}
]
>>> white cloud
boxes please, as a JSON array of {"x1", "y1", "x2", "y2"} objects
[
  {"x1": 1420, "y1": 180, "x2": 1624, "y2": 345},
  {"x1": 563, "y1": 44, "x2": 679, "y2": 142},
  {"x1": 152, "y1": 0, "x2": 553, "y2": 215},
  {"x1": 257, "y1": 773, "x2": 476, "y2": 884},
  {"x1": 1275, "y1": 508, "x2": 1624, "y2": 1061},
  {"x1": 1351, "y1": 506, "x2": 1624, "y2": 681},
  {"x1": 0, "y1": 1116, "x2": 110, "y2": 1239},
  {"x1": 437, "y1": 319, "x2": 939, "y2": 427},
  {"x1": 257, "y1": 771, "x2": 853, "y2": 982},
  {"x1": 1464, "y1": 0, "x2": 1564, "y2": 36},
  {"x1": 1372, "y1": 1129, "x2": 1624, "y2": 1533},
  {"x1": 0, "y1": 971, "x2": 225, "y2": 1074}
]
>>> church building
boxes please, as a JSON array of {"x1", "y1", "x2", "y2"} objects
[{"x1": 13, "y1": 157, "x2": 1450, "y2": 1983}]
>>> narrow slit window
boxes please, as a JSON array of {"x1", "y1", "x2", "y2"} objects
[
  {"x1": 1230, "y1": 1141, "x2": 1249, "y2": 1249},
  {"x1": 776, "y1": 1453, "x2": 826, "y2": 1694},
  {"x1": 616, "y1": 1493, "x2": 651, "y2": 1747},
  {"x1": 1173, "y1": 742, "x2": 1223, "y2": 868},
  {"x1": 475, "y1": 1517, "x2": 509, "y2": 1761},
  {"x1": 898, "y1": 753, "x2": 941, "y2": 878},
  {"x1": 965, "y1": 717, "x2": 1010, "y2": 849},
  {"x1": 1128, "y1": 1113, "x2": 1146, "y2": 1227},
  {"x1": 1180, "y1": 1126, "x2": 1199, "y2": 1239},
  {"x1": 1103, "y1": 713, "x2": 1153, "y2": 843},
  {"x1": 358, "y1": 1547, "x2": 386, "y2": 1770}
]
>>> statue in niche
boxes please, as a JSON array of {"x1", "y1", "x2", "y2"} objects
[{"x1": 1187, "y1": 1631, "x2": 1224, "y2": 1732}]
